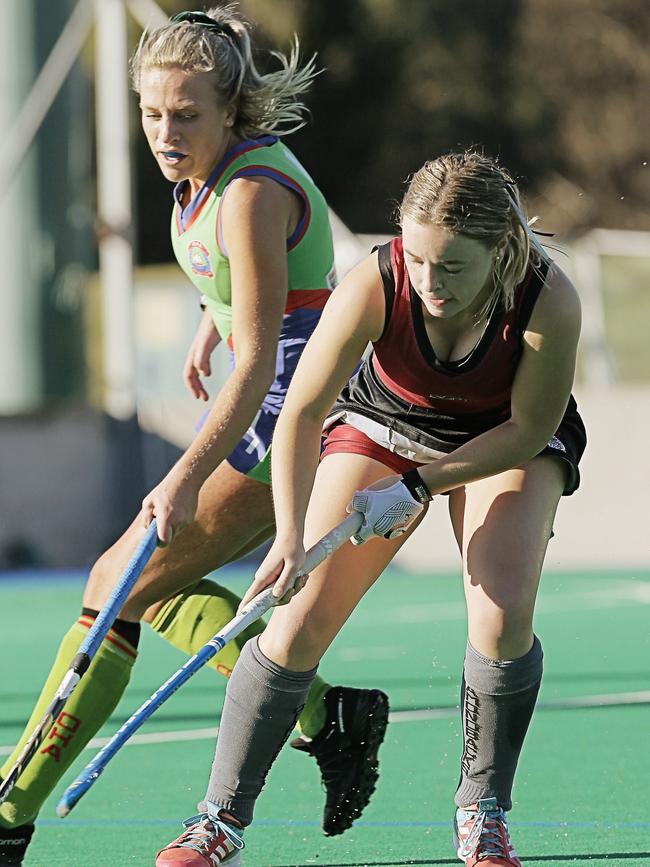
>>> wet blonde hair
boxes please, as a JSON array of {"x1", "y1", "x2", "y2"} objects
[
  {"x1": 399, "y1": 151, "x2": 548, "y2": 316},
  {"x1": 130, "y1": 5, "x2": 317, "y2": 138}
]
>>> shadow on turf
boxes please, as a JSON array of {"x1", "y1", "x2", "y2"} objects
[{"x1": 271, "y1": 855, "x2": 650, "y2": 866}]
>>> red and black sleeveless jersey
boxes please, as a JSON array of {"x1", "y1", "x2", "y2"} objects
[{"x1": 334, "y1": 237, "x2": 582, "y2": 454}]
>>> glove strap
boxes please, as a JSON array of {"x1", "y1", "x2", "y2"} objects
[{"x1": 401, "y1": 469, "x2": 432, "y2": 504}]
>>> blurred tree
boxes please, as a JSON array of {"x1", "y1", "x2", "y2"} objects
[
  {"x1": 245, "y1": 0, "x2": 556, "y2": 233},
  {"x1": 134, "y1": 0, "x2": 650, "y2": 261},
  {"x1": 516, "y1": 0, "x2": 650, "y2": 232}
]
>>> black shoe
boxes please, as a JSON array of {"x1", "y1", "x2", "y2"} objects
[
  {"x1": 291, "y1": 686, "x2": 389, "y2": 836},
  {"x1": 0, "y1": 823, "x2": 34, "y2": 866}
]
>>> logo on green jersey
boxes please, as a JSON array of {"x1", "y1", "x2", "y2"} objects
[{"x1": 188, "y1": 239, "x2": 214, "y2": 278}]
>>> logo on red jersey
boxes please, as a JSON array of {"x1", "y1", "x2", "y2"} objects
[{"x1": 188, "y1": 240, "x2": 214, "y2": 278}]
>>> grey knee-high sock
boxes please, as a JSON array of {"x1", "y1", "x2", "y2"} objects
[
  {"x1": 455, "y1": 636, "x2": 543, "y2": 811},
  {"x1": 202, "y1": 637, "x2": 318, "y2": 826}
]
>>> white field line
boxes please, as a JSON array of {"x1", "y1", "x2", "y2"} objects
[
  {"x1": 0, "y1": 726, "x2": 221, "y2": 756},
  {"x1": 388, "y1": 690, "x2": 650, "y2": 723},
  {"x1": 3, "y1": 690, "x2": 650, "y2": 756}
]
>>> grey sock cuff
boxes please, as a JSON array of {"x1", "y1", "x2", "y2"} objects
[
  {"x1": 244, "y1": 637, "x2": 318, "y2": 688},
  {"x1": 464, "y1": 635, "x2": 543, "y2": 695}
]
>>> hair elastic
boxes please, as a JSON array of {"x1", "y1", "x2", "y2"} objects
[{"x1": 171, "y1": 11, "x2": 236, "y2": 39}]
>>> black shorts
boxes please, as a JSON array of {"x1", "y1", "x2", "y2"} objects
[
  {"x1": 324, "y1": 395, "x2": 587, "y2": 497},
  {"x1": 539, "y1": 399, "x2": 587, "y2": 496}
]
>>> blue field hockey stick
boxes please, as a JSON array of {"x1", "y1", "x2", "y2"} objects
[
  {"x1": 56, "y1": 511, "x2": 364, "y2": 817},
  {"x1": 0, "y1": 520, "x2": 159, "y2": 806}
]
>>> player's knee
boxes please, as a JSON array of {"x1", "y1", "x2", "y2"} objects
[
  {"x1": 82, "y1": 550, "x2": 151, "y2": 620},
  {"x1": 496, "y1": 619, "x2": 534, "y2": 659},
  {"x1": 82, "y1": 550, "x2": 114, "y2": 607},
  {"x1": 116, "y1": 588, "x2": 157, "y2": 622},
  {"x1": 468, "y1": 604, "x2": 533, "y2": 658},
  {"x1": 259, "y1": 620, "x2": 325, "y2": 670}
]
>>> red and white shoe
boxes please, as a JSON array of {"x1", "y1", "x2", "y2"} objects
[
  {"x1": 155, "y1": 809, "x2": 244, "y2": 866},
  {"x1": 453, "y1": 797, "x2": 521, "y2": 866}
]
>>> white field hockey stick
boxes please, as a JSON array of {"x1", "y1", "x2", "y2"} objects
[
  {"x1": 0, "y1": 521, "x2": 159, "y2": 806},
  {"x1": 56, "y1": 511, "x2": 363, "y2": 816}
]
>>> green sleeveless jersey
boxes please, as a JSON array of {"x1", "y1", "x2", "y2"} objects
[{"x1": 170, "y1": 135, "x2": 336, "y2": 340}]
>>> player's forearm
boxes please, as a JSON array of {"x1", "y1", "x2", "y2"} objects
[
  {"x1": 177, "y1": 363, "x2": 274, "y2": 486},
  {"x1": 270, "y1": 408, "x2": 323, "y2": 541},
  {"x1": 197, "y1": 307, "x2": 222, "y2": 344},
  {"x1": 418, "y1": 418, "x2": 553, "y2": 496}
]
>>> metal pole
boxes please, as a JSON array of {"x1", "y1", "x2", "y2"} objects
[
  {"x1": 0, "y1": 0, "x2": 94, "y2": 195},
  {"x1": 572, "y1": 238, "x2": 616, "y2": 386},
  {"x1": 0, "y1": 0, "x2": 41, "y2": 412},
  {"x1": 94, "y1": 0, "x2": 137, "y2": 419}
]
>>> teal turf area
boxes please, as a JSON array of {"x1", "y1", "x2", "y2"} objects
[{"x1": 2, "y1": 567, "x2": 649, "y2": 866}]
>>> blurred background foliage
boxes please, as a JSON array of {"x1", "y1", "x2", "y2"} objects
[{"x1": 136, "y1": 0, "x2": 650, "y2": 261}]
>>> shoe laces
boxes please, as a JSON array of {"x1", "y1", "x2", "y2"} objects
[
  {"x1": 174, "y1": 808, "x2": 244, "y2": 859},
  {"x1": 458, "y1": 799, "x2": 513, "y2": 861}
]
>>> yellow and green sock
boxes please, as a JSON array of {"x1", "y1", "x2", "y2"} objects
[
  {"x1": 150, "y1": 579, "x2": 329, "y2": 737},
  {"x1": 0, "y1": 614, "x2": 138, "y2": 829}
]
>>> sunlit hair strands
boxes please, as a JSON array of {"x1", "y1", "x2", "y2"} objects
[
  {"x1": 399, "y1": 151, "x2": 549, "y2": 317},
  {"x1": 130, "y1": 4, "x2": 318, "y2": 138}
]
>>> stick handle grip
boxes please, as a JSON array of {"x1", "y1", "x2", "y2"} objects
[{"x1": 219, "y1": 510, "x2": 365, "y2": 643}]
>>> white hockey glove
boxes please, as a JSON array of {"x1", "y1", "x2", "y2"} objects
[{"x1": 347, "y1": 469, "x2": 432, "y2": 545}]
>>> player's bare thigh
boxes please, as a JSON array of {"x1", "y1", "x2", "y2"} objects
[
  {"x1": 448, "y1": 455, "x2": 566, "y2": 659},
  {"x1": 260, "y1": 453, "x2": 428, "y2": 670},
  {"x1": 83, "y1": 461, "x2": 275, "y2": 620}
]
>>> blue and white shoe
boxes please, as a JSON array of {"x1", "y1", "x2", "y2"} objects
[{"x1": 453, "y1": 797, "x2": 521, "y2": 866}]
